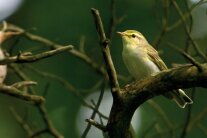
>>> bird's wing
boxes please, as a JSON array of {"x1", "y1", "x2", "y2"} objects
[{"x1": 146, "y1": 45, "x2": 168, "y2": 70}]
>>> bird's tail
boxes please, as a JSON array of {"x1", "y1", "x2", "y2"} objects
[{"x1": 171, "y1": 89, "x2": 193, "y2": 108}]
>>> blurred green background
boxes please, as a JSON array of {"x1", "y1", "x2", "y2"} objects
[{"x1": 1, "y1": 0, "x2": 207, "y2": 138}]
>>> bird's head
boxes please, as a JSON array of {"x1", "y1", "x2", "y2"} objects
[{"x1": 117, "y1": 30, "x2": 148, "y2": 48}]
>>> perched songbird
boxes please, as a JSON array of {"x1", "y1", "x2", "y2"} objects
[{"x1": 117, "y1": 30, "x2": 193, "y2": 108}]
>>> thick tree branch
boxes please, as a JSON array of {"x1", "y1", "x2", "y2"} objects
[{"x1": 105, "y1": 64, "x2": 207, "y2": 138}]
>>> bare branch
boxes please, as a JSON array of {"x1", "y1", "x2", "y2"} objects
[
  {"x1": 10, "y1": 107, "x2": 33, "y2": 136},
  {"x1": 168, "y1": 43, "x2": 203, "y2": 71},
  {"x1": 0, "y1": 46, "x2": 73, "y2": 65},
  {"x1": 0, "y1": 83, "x2": 44, "y2": 104},
  {"x1": 82, "y1": 81, "x2": 106, "y2": 138},
  {"x1": 147, "y1": 100, "x2": 174, "y2": 136},
  {"x1": 188, "y1": 107, "x2": 207, "y2": 132},
  {"x1": 85, "y1": 119, "x2": 106, "y2": 131},
  {"x1": 91, "y1": 8, "x2": 120, "y2": 96},
  {"x1": 29, "y1": 129, "x2": 48, "y2": 138},
  {"x1": 198, "y1": 123, "x2": 207, "y2": 136},
  {"x1": 154, "y1": 0, "x2": 169, "y2": 49},
  {"x1": 167, "y1": 0, "x2": 207, "y2": 31},
  {"x1": 11, "y1": 81, "x2": 37, "y2": 89}
]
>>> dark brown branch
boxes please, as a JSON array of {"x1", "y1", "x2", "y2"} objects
[
  {"x1": 0, "y1": 46, "x2": 73, "y2": 65},
  {"x1": 106, "y1": 63, "x2": 207, "y2": 138},
  {"x1": 82, "y1": 81, "x2": 106, "y2": 138},
  {"x1": 108, "y1": 0, "x2": 116, "y2": 39},
  {"x1": 29, "y1": 129, "x2": 48, "y2": 138},
  {"x1": 122, "y1": 64, "x2": 207, "y2": 98},
  {"x1": 85, "y1": 119, "x2": 106, "y2": 131},
  {"x1": 154, "y1": 0, "x2": 169, "y2": 49},
  {"x1": 168, "y1": 43, "x2": 203, "y2": 71},
  {"x1": 91, "y1": 8, "x2": 120, "y2": 96},
  {"x1": 0, "y1": 83, "x2": 44, "y2": 104},
  {"x1": 108, "y1": 0, "x2": 126, "y2": 39}
]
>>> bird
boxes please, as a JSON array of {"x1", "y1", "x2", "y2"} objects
[{"x1": 117, "y1": 30, "x2": 193, "y2": 108}]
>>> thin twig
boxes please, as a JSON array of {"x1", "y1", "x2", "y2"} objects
[
  {"x1": 82, "y1": 81, "x2": 106, "y2": 138},
  {"x1": 154, "y1": 0, "x2": 169, "y2": 49},
  {"x1": 142, "y1": 119, "x2": 157, "y2": 138},
  {"x1": 168, "y1": 42, "x2": 203, "y2": 71},
  {"x1": 0, "y1": 83, "x2": 44, "y2": 104},
  {"x1": 188, "y1": 107, "x2": 207, "y2": 132},
  {"x1": 167, "y1": 0, "x2": 207, "y2": 31},
  {"x1": 29, "y1": 128, "x2": 48, "y2": 138},
  {"x1": 197, "y1": 123, "x2": 207, "y2": 136},
  {"x1": 10, "y1": 64, "x2": 64, "y2": 138},
  {"x1": 171, "y1": 0, "x2": 207, "y2": 61},
  {"x1": 108, "y1": 0, "x2": 126, "y2": 39},
  {"x1": 6, "y1": 23, "x2": 106, "y2": 76},
  {"x1": 0, "y1": 46, "x2": 73, "y2": 65},
  {"x1": 85, "y1": 119, "x2": 106, "y2": 131},
  {"x1": 108, "y1": 0, "x2": 116, "y2": 39},
  {"x1": 11, "y1": 81, "x2": 37, "y2": 89},
  {"x1": 25, "y1": 65, "x2": 108, "y2": 120},
  {"x1": 10, "y1": 107, "x2": 33, "y2": 136},
  {"x1": 147, "y1": 100, "x2": 174, "y2": 137}
]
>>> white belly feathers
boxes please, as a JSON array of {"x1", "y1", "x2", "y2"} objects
[{"x1": 122, "y1": 45, "x2": 160, "y2": 80}]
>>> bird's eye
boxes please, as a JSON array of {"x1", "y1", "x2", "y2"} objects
[{"x1": 131, "y1": 34, "x2": 136, "y2": 38}]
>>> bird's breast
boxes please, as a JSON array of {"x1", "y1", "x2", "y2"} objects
[{"x1": 122, "y1": 47, "x2": 160, "y2": 80}]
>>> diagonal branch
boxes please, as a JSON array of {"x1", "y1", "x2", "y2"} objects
[
  {"x1": 171, "y1": 0, "x2": 207, "y2": 61},
  {"x1": 0, "y1": 46, "x2": 73, "y2": 65},
  {"x1": 10, "y1": 107, "x2": 33, "y2": 136},
  {"x1": 0, "y1": 83, "x2": 44, "y2": 104},
  {"x1": 82, "y1": 81, "x2": 106, "y2": 138}
]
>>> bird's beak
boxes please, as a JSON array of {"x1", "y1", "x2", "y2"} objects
[{"x1": 117, "y1": 31, "x2": 126, "y2": 36}]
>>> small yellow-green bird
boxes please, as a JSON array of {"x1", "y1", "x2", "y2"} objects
[{"x1": 118, "y1": 30, "x2": 193, "y2": 108}]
